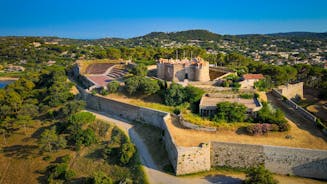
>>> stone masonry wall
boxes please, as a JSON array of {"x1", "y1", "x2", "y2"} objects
[
  {"x1": 211, "y1": 142, "x2": 265, "y2": 168},
  {"x1": 211, "y1": 142, "x2": 327, "y2": 180},
  {"x1": 175, "y1": 143, "x2": 211, "y2": 175},
  {"x1": 80, "y1": 88, "x2": 327, "y2": 179}
]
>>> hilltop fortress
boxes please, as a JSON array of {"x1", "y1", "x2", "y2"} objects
[{"x1": 157, "y1": 57, "x2": 210, "y2": 82}]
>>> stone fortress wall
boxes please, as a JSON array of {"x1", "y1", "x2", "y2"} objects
[
  {"x1": 79, "y1": 88, "x2": 327, "y2": 180},
  {"x1": 276, "y1": 82, "x2": 304, "y2": 99}
]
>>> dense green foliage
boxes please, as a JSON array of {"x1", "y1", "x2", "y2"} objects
[
  {"x1": 254, "y1": 76, "x2": 273, "y2": 91},
  {"x1": 254, "y1": 103, "x2": 289, "y2": 131},
  {"x1": 107, "y1": 81, "x2": 120, "y2": 93},
  {"x1": 244, "y1": 165, "x2": 278, "y2": 184},
  {"x1": 131, "y1": 63, "x2": 148, "y2": 76},
  {"x1": 38, "y1": 127, "x2": 67, "y2": 152},
  {"x1": 213, "y1": 102, "x2": 247, "y2": 123},
  {"x1": 89, "y1": 171, "x2": 113, "y2": 184},
  {"x1": 46, "y1": 155, "x2": 76, "y2": 183},
  {"x1": 103, "y1": 127, "x2": 136, "y2": 165},
  {"x1": 0, "y1": 67, "x2": 85, "y2": 142},
  {"x1": 124, "y1": 76, "x2": 160, "y2": 95}
]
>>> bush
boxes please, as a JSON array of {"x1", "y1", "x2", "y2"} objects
[
  {"x1": 124, "y1": 76, "x2": 159, "y2": 96},
  {"x1": 246, "y1": 123, "x2": 273, "y2": 135},
  {"x1": 89, "y1": 171, "x2": 113, "y2": 184},
  {"x1": 239, "y1": 93, "x2": 254, "y2": 99},
  {"x1": 173, "y1": 108, "x2": 181, "y2": 115},
  {"x1": 47, "y1": 163, "x2": 76, "y2": 182},
  {"x1": 120, "y1": 142, "x2": 136, "y2": 165},
  {"x1": 163, "y1": 83, "x2": 187, "y2": 106},
  {"x1": 107, "y1": 81, "x2": 120, "y2": 93},
  {"x1": 214, "y1": 102, "x2": 247, "y2": 122},
  {"x1": 100, "y1": 88, "x2": 109, "y2": 96},
  {"x1": 131, "y1": 63, "x2": 148, "y2": 76},
  {"x1": 255, "y1": 103, "x2": 289, "y2": 132},
  {"x1": 244, "y1": 165, "x2": 278, "y2": 184}
]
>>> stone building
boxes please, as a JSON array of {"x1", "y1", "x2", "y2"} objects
[
  {"x1": 276, "y1": 82, "x2": 304, "y2": 99},
  {"x1": 239, "y1": 73, "x2": 265, "y2": 89},
  {"x1": 157, "y1": 57, "x2": 210, "y2": 82},
  {"x1": 199, "y1": 94, "x2": 262, "y2": 117}
]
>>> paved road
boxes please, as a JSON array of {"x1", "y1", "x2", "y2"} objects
[{"x1": 86, "y1": 109, "x2": 243, "y2": 184}]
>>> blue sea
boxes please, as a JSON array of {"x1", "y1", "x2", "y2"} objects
[{"x1": 0, "y1": 81, "x2": 13, "y2": 88}]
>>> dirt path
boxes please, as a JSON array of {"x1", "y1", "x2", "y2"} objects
[{"x1": 86, "y1": 109, "x2": 243, "y2": 184}]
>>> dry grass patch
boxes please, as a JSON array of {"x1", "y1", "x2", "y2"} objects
[{"x1": 167, "y1": 116, "x2": 327, "y2": 150}]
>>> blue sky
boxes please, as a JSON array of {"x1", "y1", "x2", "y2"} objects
[{"x1": 0, "y1": 0, "x2": 326, "y2": 38}]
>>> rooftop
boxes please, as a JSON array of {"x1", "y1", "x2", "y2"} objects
[
  {"x1": 200, "y1": 95, "x2": 262, "y2": 112},
  {"x1": 243, "y1": 73, "x2": 264, "y2": 80}
]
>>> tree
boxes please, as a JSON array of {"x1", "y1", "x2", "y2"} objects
[
  {"x1": 214, "y1": 102, "x2": 247, "y2": 122},
  {"x1": 164, "y1": 83, "x2": 186, "y2": 106},
  {"x1": 131, "y1": 64, "x2": 148, "y2": 76},
  {"x1": 124, "y1": 76, "x2": 141, "y2": 95},
  {"x1": 39, "y1": 127, "x2": 67, "y2": 152},
  {"x1": 184, "y1": 85, "x2": 204, "y2": 103},
  {"x1": 139, "y1": 78, "x2": 160, "y2": 95},
  {"x1": 244, "y1": 165, "x2": 278, "y2": 184},
  {"x1": 89, "y1": 171, "x2": 113, "y2": 184},
  {"x1": 107, "y1": 81, "x2": 120, "y2": 93},
  {"x1": 120, "y1": 142, "x2": 136, "y2": 165},
  {"x1": 107, "y1": 47, "x2": 121, "y2": 60},
  {"x1": 68, "y1": 112, "x2": 95, "y2": 125}
]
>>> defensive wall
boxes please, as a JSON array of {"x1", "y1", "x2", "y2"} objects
[
  {"x1": 276, "y1": 82, "x2": 304, "y2": 99},
  {"x1": 78, "y1": 87, "x2": 327, "y2": 179},
  {"x1": 272, "y1": 88, "x2": 317, "y2": 124}
]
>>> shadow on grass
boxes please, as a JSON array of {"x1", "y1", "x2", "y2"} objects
[
  {"x1": 2, "y1": 144, "x2": 39, "y2": 159},
  {"x1": 204, "y1": 174, "x2": 243, "y2": 184}
]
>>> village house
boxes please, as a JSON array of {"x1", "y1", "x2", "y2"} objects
[{"x1": 239, "y1": 73, "x2": 264, "y2": 89}]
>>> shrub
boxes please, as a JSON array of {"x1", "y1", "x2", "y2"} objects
[
  {"x1": 124, "y1": 76, "x2": 159, "y2": 96},
  {"x1": 100, "y1": 88, "x2": 109, "y2": 96},
  {"x1": 239, "y1": 93, "x2": 254, "y2": 99},
  {"x1": 244, "y1": 165, "x2": 278, "y2": 184},
  {"x1": 163, "y1": 83, "x2": 187, "y2": 106},
  {"x1": 120, "y1": 142, "x2": 136, "y2": 165},
  {"x1": 89, "y1": 171, "x2": 113, "y2": 184},
  {"x1": 173, "y1": 108, "x2": 181, "y2": 115},
  {"x1": 131, "y1": 63, "x2": 148, "y2": 76},
  {"x1": 214, "y1": 102, "x2": 247, "y2": 123},
  {"x1": 246, "y1": 123, "x2": 273, "y2": 135},
  {"x1": 107, "y1": 81, "x2": 120, "y2": 93},
  {"x1": 47, "y1": 163, "x2": 76, "y2": 182}
]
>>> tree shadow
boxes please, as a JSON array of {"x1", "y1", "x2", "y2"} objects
[
  {"x1": 204, "y1": 174, "x2": 243, "y2": 184},
  {"x1": 85, "y1": 148, "x2": 104, "y2": 160},
  {"x1": 236, "y1": 127, "x2": 248, "y2": 135},
  {"x1": 2, "y1": 144, "x2": 39, "y2": 159},
  {"x1": 31, "y1": 124, "x2": 55, "y2": 139}
]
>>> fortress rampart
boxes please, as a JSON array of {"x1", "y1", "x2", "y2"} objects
[{"x1": 77, "y1": 87, "x2": 327, "y2": 179}]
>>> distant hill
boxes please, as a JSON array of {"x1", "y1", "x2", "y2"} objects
[{"x1": 135, "y1": 30, "x2": 222, "y2": 41}]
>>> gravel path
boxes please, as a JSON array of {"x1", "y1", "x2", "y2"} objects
[{"x1": 86, "y1": 109, "x2": 242, "y2": 184}]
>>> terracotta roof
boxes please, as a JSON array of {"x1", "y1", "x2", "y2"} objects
[{"x1": 243, "y1": 74, "x2": 264, "y2": 80}]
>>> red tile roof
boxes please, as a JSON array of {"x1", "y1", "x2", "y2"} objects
[{"x1": 243, "y1": 74, "x2": 264, "y2": 80}]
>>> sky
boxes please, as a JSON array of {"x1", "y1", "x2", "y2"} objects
[{"x1": 0, "y1": 0, "x2": 327, "y2": 39}]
